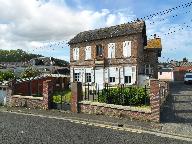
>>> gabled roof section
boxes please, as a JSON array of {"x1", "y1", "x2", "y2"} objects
[
  {"x1": 146, "y1": 38, "x2": 162, "y2": 49},
  {"x1": 69, "y1": 21, "x2": 146, "y2": 45}
]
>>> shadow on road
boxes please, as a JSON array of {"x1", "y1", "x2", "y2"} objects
[{"x1": 160, "y1": 81, "x2": 192, "y2": 123}]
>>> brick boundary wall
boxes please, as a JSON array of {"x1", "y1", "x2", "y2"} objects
[
  {"x1": 9, "y1": 80, "x2": 53, "y2": 109},
  {"x1": 71, "y1": 80, "x2": 161, "y2": 123}
]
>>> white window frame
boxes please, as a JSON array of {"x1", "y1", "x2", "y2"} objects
[
  {"x1": 124, "y1": 76, "x2": 131, "y2": 84},
  {"x1": 109, "y1": 77, "x2": 115, "y2": 83},
  {"x1": 123, "y1": 41, "x2": 131, "y2": 57},
  {"x1": 74, "y1": 73, "x2": 80, "y2": 82},
  {"x1": 108, "y1": 43, "x2": 115, "y2": 58},
  {"x1": 85, "y1": 46, "x2": 91, "y2": 60},
  {"x1": 85, "y1": 73, "x2": 92, "y2": 83},
  {"x1": 73, "y1": 48, "x2": 79, "y2": 61},
  {"x1": 145, "y1": 64, "x2": 153, "y2": 75}
]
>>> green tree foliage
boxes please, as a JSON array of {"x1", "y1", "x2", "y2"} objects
[
  {"x1": 0, "y1": 71, "x2": 15, "y2": 82},
  {"x1": 0, "y1": 49, "x2": 69, "y2": 66},
  {"x1": 52, "y1": 58, "x2": 69, "y2": 67},
  {"x1": 0, "y1": 49, "x2": 42, "y2": 62},
  {"x1": 20, "y1": 67, "x2": 41, "y2": 80}
]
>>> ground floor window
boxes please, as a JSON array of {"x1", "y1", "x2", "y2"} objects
[
  {"x1": 109, "y1": 77, "x2": 115, "y2": 83},
  {"x1": 74, "y1": 73, "x2": 80, "y2": 82},
  {"x1": 124, "y1": 76, "x2": 131, "y2": 84},
  {"x1": 85, "y1": 73, "x2": 91, "y2": 83}
]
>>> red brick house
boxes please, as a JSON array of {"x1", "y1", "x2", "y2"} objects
[{"x1": 68, "y1": 21, "x2": 162, "y2": 89}]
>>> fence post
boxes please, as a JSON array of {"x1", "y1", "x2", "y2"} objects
[
  {"x1": 71, "y1": 82, "x2": 83, "y2": 113},
  {"x1": 150, "y1": 79, "x2": 160, "y2": 123}
]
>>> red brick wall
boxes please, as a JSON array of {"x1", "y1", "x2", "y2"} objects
[
  {"x1": 13, "y1": 77, "x2": 66, "y2": 96},
  {"x1": 10, "y1": 80, "x2": 53, "y2": 109},
  {"x1": 71, "y1": 80, "x2": 161, "y2": 123}
]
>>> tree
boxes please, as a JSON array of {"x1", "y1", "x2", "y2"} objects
[{"x1": 0, "y1": 71, "x2": 15, "y2": 82}]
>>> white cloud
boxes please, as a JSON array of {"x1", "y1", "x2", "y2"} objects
[
  {"x1": 0, "y1": 0, "x2": 135, "y2": 60},
  {"x1": 145, "y1": 14, "x2": 192, "y2": 61}
]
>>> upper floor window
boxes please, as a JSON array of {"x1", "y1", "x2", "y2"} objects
[
  {"x1": 145, "y1": 64, "x2": 153, "y2": 75},
  {"x1": 123, "y1": 41, "x2": 131, "y2": 57},
  {"x1": 85, "y1": 46, "x2": 91, "y2": 60},
  {"x1": 108, "y1": 43, "x2": 115, "y2": 58},
  {"x1": 96, "y1": 44, "x2": 103, "y2": 57},
  {"x1": 73, "y1": 48, "x2": 79, "y2": 61}
]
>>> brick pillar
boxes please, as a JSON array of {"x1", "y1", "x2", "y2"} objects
[
  {"x1": 71, "y1": 82, "x2": 83, "y2": 113},
  {"x1": 7, "y1": 86, "x2": 12, "y2": 106},
  {"x1": 43, "y1": 80, "x2": 53, "y2": 109},
  {"x1": 150, "y1": 79, "x2": 160, "y2": 123}
]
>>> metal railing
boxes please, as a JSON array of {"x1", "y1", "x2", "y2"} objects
[{"x1": 84, "y1": 83, "x2": 150, "y2": 106}]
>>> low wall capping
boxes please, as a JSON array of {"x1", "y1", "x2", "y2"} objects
[
  {"x1": 12, "y1": 95, "x2": 43, "y2": 100},
  {"x1": 79, "y1": 101, "x2": 151, "y2": 113}
]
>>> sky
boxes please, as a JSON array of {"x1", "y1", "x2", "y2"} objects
[{"x1": 0, "y1": 0, "x2": 192, "y2": 62}]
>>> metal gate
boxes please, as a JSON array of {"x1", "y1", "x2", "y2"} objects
[
  {"x1": 0, "y1": 87, "x2": 7, "y2": 105},
  {"x1": 51, "y1": 88, "x2": 71, "y2": 111}
]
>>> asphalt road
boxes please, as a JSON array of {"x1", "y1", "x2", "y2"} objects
[{"x1": 0, "y1": 112, "x2": 190, "y2": 144}]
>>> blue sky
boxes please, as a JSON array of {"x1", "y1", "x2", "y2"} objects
[{"x1": 0, "y1": 0, "x2": 192, "y2": 62}]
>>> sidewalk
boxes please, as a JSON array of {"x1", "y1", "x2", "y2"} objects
[{"x1": 0, "y1": 106, "x2": 192, "y2": 138}]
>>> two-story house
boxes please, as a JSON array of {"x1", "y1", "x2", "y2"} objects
[{"x1": 69, "y1": 20, "x2": 162, "y2": 89}]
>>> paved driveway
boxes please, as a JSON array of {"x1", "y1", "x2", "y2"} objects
[{"x1": 161, "y1": 81, "x2": 192, "y2": 123}]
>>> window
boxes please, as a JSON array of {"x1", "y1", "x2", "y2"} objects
[
  {"x1": 124, "y1": 76, "x2": 131, "y2": 84},
  {"x1": 160, "y1": 72, "x2": 162, "y2": 75},
  {"x1": 109, "y1": 77, "x2": 115, "y2": 83},
  {"x1": 108, "y1": 43, "x2": 115, "y2": 58},
  {"x1": 123, "y1": 41, "x2": 131, "y2": 57},
  {"x1": 85, "y1": 46, "x2": 91, "y2": 60},
  {"x1": 73, "y1": 48, "x2": 79, "y2": 61},
  {"x1": 145, "y1": 64, "x2": 153, "y2": 75},
  {"x1": 74, "y1": 73, "x2": 80, "y2": 82},
  {"x1": 85, "y1": 73, "x2": 91, "y2": 83},
  {"x1": 96, "y1": 45, "x2": 103, "y2": 57}
]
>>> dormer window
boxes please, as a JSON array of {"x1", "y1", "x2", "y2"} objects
[{"x1": 96, "y1": 44, "x2": 103, "y2": 57}]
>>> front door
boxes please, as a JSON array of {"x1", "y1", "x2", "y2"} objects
[{"x1": 95, "y1": 68, "x2": 104, "y2": 90}]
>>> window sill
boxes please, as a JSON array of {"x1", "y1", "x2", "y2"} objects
[{"x1": 84, "y1": 59, "x2": 93, "y2": 61}]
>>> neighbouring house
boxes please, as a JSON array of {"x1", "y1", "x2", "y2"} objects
[
  {"x1": 172, "y1": 61, "x2": 192, "y2": 81},
  {"x1": 158, "y1": 68, "x2": 174, "y2": 81},
  {"x1": 68, "y1": 20, "x2": 162, "y2": 89}
]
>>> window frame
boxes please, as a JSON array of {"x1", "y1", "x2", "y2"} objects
[
  {"x1": 96, "y1": 44, "x2": 103, "y2": 57},
  {"x1": 74, "y1": 73, "x2": 80, "y2": 82},
  {"x1": 85, "y1": 73, "x2": 92, "y2": 83},
  {"x1": 124, "y1": 76, "x2": 132, "y2": 84},
  {"x1": 109, "y1": 77, "x2": 115, "y2": 83}
]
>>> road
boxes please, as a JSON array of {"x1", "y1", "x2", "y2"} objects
[{"x1": 0, "y1": 112, "x2": 190, "y2": 144}]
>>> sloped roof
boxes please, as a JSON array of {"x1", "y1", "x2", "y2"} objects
[
  {"x1": 176, "y1": 61, "x2": 192, "y2": 67},
  {"x1": 69, "y1": 21, "x2": 146, "y2": 44},
  {"x1": 146, "y1": 38, "x2": 162, "y2": 49}
]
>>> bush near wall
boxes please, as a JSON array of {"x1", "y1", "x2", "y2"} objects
[{"x1": 98, "y1": 86, "x2": 150, "y2": 106}]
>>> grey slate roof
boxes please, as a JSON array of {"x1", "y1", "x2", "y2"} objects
[{"x1": 69, "y1": 21, "x2": 146, "y2": 44}]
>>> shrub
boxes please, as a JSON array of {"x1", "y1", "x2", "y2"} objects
[{"x1": 98, "y1": 86, "x2": 149, "y2": 106}]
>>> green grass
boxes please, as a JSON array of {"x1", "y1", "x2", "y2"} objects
[{"x1": 52, "y1": 89, "x2": 71, "y2": 103}]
